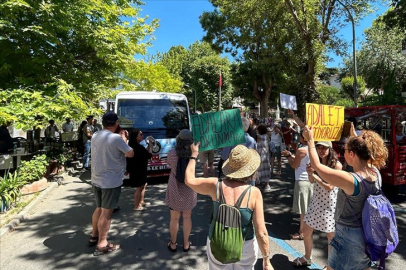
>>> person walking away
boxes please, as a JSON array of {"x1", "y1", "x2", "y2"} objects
[
  {"x1": 200, "y1": 149, "x2": 215, "y2": 177},
  {"x1": 93, "y1": 119, "x2": 103, "y2": 133},
  {"x1": 256, "y1": 124, "x2": 271, "y2": 192},
  {"x1": 293, "y1": 141, "x2": 341, "y2": 268},
  {"x1": 127, "y1": 129, "x2": 153, "y2": 211},
  {"x1": 302, "y1": 125, "x2": 388, "y2": 270},
  {"x1": 77, "y1": 120, "x2": 87, "y2": 158},
  {"x1": 281, "y1": 131, "x2": 313, "y2": 241},
  {"x1": 269, "y1": 124, "x2": 283, "y2": 176},
  {"x1": 248, "y1": 119, "x2": 257, "y2": 142},
  {"x1": 62, "y1": 118, "x2": 73, "y2": 132},
  {"x1": 185, "y1": 144, "x2": 274, "y2": 270},
  {"x1": 89, "y1": 111, "x2": 134, "y2": 256},
  {"x1": 45, "y1": 120, "x2": 59, "y2": 142},
  {"x1": 165, "y1": 129, "x2": 197, "y2": 252},
  {"x1": 82, "y1": 116, "x2": 94, "y2": 170}
]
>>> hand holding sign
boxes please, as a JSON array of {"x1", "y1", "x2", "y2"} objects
[{"x1": 191, "y1": 109, "x2": 245, "y2": 152}]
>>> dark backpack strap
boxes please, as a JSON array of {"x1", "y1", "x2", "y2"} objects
[{"x1": 235, "y1": 186, "x2": 252, "y2": 209}]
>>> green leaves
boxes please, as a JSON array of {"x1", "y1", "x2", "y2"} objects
[
  {"x1": 0, "y1": 0, "x2": 158, "y2": 127},
  {"x1": 17, "y1": 155, "x2": 48, "y2": 184}
]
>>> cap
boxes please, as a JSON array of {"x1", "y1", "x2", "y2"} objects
[
  {"x1": 177, "y1": 129, "x2": 192, "y2": 140},
  {"x1": 102, "y1": 111, "x2": 118, "y2": 126},
  {"x1": 315, "y1": 141, "x2": 332, "y2": 148}
]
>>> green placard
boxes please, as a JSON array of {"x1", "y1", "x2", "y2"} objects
[{"x1": 191, "y1": 109, "x2": 245, "y2": 152}]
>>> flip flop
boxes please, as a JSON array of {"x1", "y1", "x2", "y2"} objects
[
  {"x1": 88, "y1": 236, "x2": 99, "y2": 247},
  {"x1": 93, "y1": 243, "x2": 120, "y2": 256},
  {"x1": 289, "y1": 232, "x2": 304, "y2": 240},
  {"x1": 167, "y1": 241, "x2": 177, "y2": 252},
  {"x1": 292, "y1": 256, "x2": 312, "y2": 267}
]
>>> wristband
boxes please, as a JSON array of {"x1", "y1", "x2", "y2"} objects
[{"x1": 189, "y1": 156, "x2": 198, "y2": 160}]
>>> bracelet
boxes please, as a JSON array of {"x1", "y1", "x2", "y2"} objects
[
  {"x1": 189, "y1": 156, "x2": 198, "y2": 160},
  {"x1": 262, "y1": 254, "x2": 270, "y2": 258}
]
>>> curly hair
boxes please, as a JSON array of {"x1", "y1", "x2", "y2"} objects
[
  {"x1": 175, "y1": 136, "x2": 193, "y2": 158},
  {"x1": 346, "y1": 130, "x2": 388, "y2": 169}
]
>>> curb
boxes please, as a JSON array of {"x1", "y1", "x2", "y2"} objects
[{"x1": 0, "y1": 175, "x2": 64, "y2": 238}]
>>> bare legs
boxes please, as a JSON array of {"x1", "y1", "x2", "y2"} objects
[
  {"x1": 203, "y1": 162, "x2": 215, "y2": 177},
  {"x1": 169, "y1": 209, "x2": 192, "y2": 250},
  {"x1": 134, "y1": 183, "x2": 147, "y2": 209},
  {"x1": 92, "y1": 207, "x2": 115, "y2": 247},
  {"x1": 302, "y1": 222, "x2": 335, "y2": 268}
]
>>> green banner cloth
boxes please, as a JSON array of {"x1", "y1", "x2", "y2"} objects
[{"x1": 191, "y1": 109, "x2": 245, "y2": 152}]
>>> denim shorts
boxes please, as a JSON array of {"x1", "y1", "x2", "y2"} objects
[
  {"x1": 271, "y1": 146, "x2": 281, "y2": 159},
  {"x1": 329, "y1": 223, "x2": 371, "y2": 270}
]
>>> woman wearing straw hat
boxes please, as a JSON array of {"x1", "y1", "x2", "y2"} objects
[
  {"x1": 165, "y1": 129, "x2": 197, "y2": 252},
  {"x1": 185, "y1": 144, "x2": 273, "y2": 270}
]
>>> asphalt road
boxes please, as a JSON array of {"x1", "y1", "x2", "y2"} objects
[{"x1": 0, "y1": 157, "x2": 405, "y2": 270}]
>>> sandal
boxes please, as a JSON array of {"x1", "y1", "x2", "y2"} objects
[
  {"x1": 292, "y1": 256, "x2": 312, "y2": 267},
  {"x1": 183, "y1": 241, "x2": 192, "y2": 252},
  {"x1": 167, "y1": 241, "x2": 177, "y2": 252},
  {"x1": 133, "y1": 206, "x2": 146, "y2": 211},
  {"x1": 93, "y1": 243, "x2": 120, "y2": 256},
  {"x1": 289, "y1": 232, "x2": 304, "y2": 240},
  {"x1": 88, "y1": 236, "x2": 98, "y2": 247},
  {"x1": 141, "y1": 202, "x2": 151, "y2": 206}
]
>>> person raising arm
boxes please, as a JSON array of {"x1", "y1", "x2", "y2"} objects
[{"x1": 185, "y1": 143, "x2": 273, "y2": 270}]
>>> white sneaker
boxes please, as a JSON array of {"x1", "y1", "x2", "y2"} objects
[{"x1": 263, "y1": 185, "x2": 271, "y2": 192}]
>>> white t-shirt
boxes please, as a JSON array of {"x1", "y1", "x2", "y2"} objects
[
  {"x1": 270, "y1": 131, "x2": 283, "y2": 147},
  {"x1": 91, "y1": 129, "x2": 132, "y2": 188},
  {"x1": 62, "y1": 122, "x2": 73, "y2": 132}
]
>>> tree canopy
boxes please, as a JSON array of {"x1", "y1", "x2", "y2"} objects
[
  {"x1": 0, "y1": 0, "x2": 159, "y2": 129},
  {"x1": 159, "y1": 41, "x2": 233, "y2": 113}
]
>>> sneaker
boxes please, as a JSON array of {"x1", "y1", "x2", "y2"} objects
[{"x1": 263, "y1": 185, "x2": 271, "y2": 192}]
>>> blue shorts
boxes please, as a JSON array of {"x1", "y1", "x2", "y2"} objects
[{"x1": 329, "y1": 223, "x2": 371, "y2": 270}]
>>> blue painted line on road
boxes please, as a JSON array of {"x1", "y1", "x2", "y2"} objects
[{"x1": 267, "y1": 230, "x2": 323, "y2": 270}]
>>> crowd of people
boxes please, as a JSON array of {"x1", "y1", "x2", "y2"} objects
[{"x1": 84, "y1": 109, "x2": 400, "y2": 270}]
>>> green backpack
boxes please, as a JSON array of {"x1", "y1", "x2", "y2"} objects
[{"x1": 210, "y1": 182, "x2": 252, "y2": 264}]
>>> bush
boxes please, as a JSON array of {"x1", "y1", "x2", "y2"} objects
[
  {"x1": 17, "y1": 155, "x2": 48, "y2": 184},
  {"x1": 0, "y1": 171, "x2": 26, "y2": 207}
]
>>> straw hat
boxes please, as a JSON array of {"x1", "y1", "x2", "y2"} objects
[{"x1": 222, "y1": 145, "x2": 260, "y2": 179}]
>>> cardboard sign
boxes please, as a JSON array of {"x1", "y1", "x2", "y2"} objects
[
  {"x1": 191, "y1": 109, "x2": 245, "y2": 151},
  {"x1": 306, "y1": 103, "x2": 344, "y2": 141},
  {"x1": 280, "y1": 93, "x2": 297, "y2": 110}
]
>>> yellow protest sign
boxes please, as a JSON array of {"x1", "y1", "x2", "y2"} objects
[{"x1": 306, "y1": 103, "x2": 344, "y2": 141}]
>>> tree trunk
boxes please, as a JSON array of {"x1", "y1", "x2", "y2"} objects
[{"x1": 252, "y1": 80, "x2": 272, "y2": 118}]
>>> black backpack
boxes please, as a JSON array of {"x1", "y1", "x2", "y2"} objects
[{"x1": 176, "y1": 157, "x2": 189, "y2": 183}]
